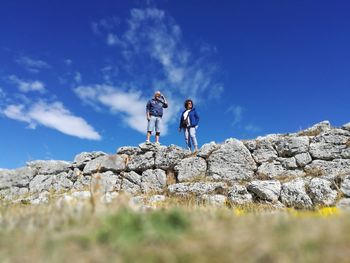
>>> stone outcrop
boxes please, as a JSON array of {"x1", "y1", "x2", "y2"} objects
[{"x1": 1, "y1": 120, "x2": 350, "y2": 209}]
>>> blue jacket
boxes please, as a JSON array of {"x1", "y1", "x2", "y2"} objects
[
  {"x1": 179, "y1": 108, "x2": 200, "y2": 129},
  {"x1": 146, "y1": 98, "x2": 168, "y2": 117}
]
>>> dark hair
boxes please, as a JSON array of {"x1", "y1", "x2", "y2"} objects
[{"x1": 184, "y1": 99, "x2": 194, "y2": 109}]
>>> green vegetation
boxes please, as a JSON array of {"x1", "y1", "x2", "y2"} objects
[{"x1": 1, "y1": 196, "x2": 350, "y2": 263}]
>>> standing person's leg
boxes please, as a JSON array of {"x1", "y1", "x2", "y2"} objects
[
  {"x1": 155, "y1": 117, "x2": 161, "y2": 143},
  {"x1": 184, "y1": 127, "x2": 191, "y2": 150},
  {"x1": 146, "y1": 116, "x2": 155, "y2": 142},
  {"x1": 189, "y1": 127, "x2": 198, "y2": 152}
]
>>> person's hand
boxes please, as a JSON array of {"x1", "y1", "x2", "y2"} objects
[{"x1": 147, "y1": 116, "x2": 151, "y2": 121}]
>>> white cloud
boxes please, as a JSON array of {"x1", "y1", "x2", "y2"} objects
[
  {"x1": 227, "y1": 105, "x2": 244, "y2": 126},
  {"x1": 74, "y1": 72, "x2": 82, "y2": 83},
  {"x1": 74, "y1": 85, "x2": 178, "y2": 135},
  {"x1": 64, "y1": 59, "x2": 73, "y2": 65},
  {"x1": 16, "y1": 56, "x2": 50, "y2": 73},
  {"x1": 9, "y1": 75, "x2": 46, "y2": 93},
  {"x1": 2, "y1": 101, "x2": 101, "y2": 140},
  {"x1": 244, "y1": 124, "x2": 261, "y2": 133}
]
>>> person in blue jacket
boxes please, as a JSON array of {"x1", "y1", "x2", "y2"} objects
[
  {"x1": 179, "y1": 99, "x2": 199, "y2": 152},
  {"x1": 146, "y1": 91, "x2": 168, "y2": 144}
]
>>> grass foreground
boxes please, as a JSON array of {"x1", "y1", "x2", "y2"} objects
[{"x1": 1, "y1": 194, "x2": 350, "y2": 263}]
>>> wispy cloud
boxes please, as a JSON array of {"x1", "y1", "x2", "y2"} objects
[
  {"x1": 16, "y1": 56, "x2": 50, "y2": 73},
  {"x1": 2, "y1": 101, "x2": 101, "y2": 140},
  {"x1": 227, "y1": 105, "x2": 244, "y2": 126},
  {"x1": 9, "y1": 75, "x2": 46, "y2": 93},
  {"x1": 86, "y1": 7, "x2": 223, "y2": 134}
]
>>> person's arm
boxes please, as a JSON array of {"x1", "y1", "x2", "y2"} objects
[{"x1": 161, "y1": 95, "x2": 168, "y2": 108}]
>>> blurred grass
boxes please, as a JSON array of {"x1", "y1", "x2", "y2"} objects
[{"x1": 1, "y1": 196, "x2": 350, "y2": 263}]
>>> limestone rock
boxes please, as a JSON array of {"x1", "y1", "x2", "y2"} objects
[
  {"x1": 149, "y1": 195, "x2": 166, "y2": 204},
  {"x1": 174, "y1": 157, "x2": 207, "y2": 182},
  {"x1": 208, "y1": 139, "x2": 257, "y2": 181},
  {"x1": 116, "y1": 146, "x2": 142, "y2": 155},
  {"x1": 83, "y1": 154, "x2": 127, "y2": 174},
  {"x1": 252, "y1": 140, "x2": 278, "y2": 164},
  {"x1": 141, "y1": 169, "x2": 167, "y2": 193},
  {"x1": 281, "y1": 157, "x2": 298, "y2": 169},
  {"x1": 27, "y1": 160, "x2": 71, "y2": 175},
  {"x1": 336, "y1": 198, "x2": 350, "y2": 211},
  {"x1": 227, "y1": 184, "x2": 253, "y2": 205},
  {"x1": 305, "y1": 159, "x2": 350, "y2": 180},
  {"x1": 340, "y1": 175, "x2": 350, "y2": 197},
  {"x1": 276, "y1": 136, "x2": 309, "y2": 157},
  {"x1": 126, "y1": 151, "x2": 154, "y2": 171},
  {"x1": 29, "y1": 172, "x2": 73, "y2": 193},
  {"x1": 307, "y1": 178, "x2": 337, "y2": 206},
  {"x1": 73, "y1": 175, "x2": 91, "y2": 191},
  {"x1": 0, "y1": 167, "x2": 35, "y2": 190},
  {"x1": 342, "y1": 122, "x2": 350, "y2": 131},
  {"x1": 155, "y1": 145, "x2": 190, "y2": 169},
  {"x1": 295, "y1": 152, "x2": 312, "y2": 167},
  {"x1": 120, "y1": 171, "x2": 142, "y2": 195},
  {"x1": 91, "y1": 171, "x2": 120, "y2": 193},
  {"x1": 247, "y1": 180, "x2": 281, "y2": 202},
  {"x1": 197, "y1": 142, "x2": 218, "y2": 158},
  {"x1": 168, "y1": 182, "x2": 228, "y2": 196},
  {"x1": 73, "y1": 151, "x2": 107, "y2": 169},
  {"x1": 280, "y1": 179, "x2": 313, "y2": 209}
]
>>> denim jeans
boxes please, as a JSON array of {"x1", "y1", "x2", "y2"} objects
[
  {"x1": 147, "y1": 116, "x2": 162, "y2": 133},
  {"x1": 184, "y1": 127, "x2": 198, "y2": 149}
]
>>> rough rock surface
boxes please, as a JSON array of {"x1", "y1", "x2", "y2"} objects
[
  {"x1": 247, "y1": 180, "x2": 281, "y2": 202},
  {"x1": 208, "y1": 139, "x2": 257, "y2": 181},
  {"x1": 1, "y1": 120, "x2": 350, "y2": 210},
  {"x1": 280, "y1": 179, "x2": 313, "y2": 209},
  {"x1": 174, "y1": 157, "x2": 207, "y2": 182}
]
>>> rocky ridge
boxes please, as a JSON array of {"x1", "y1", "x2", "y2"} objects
[{"x1": 1, "y1": 120, "x2": 350, "y2": 209}]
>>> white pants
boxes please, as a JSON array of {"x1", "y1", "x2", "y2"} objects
[{"x1": 184, "y1": 127, "x2": 198, "y2": 149}]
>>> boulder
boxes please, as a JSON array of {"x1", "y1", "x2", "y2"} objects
[
  {"x1": 91, "y1": 171, "x2": 120, "y2": 193},
  {"x1": 294, "y1": 152, "x2": 312, "y2": 167},
  {"x1": 155, "y1": 145, "x2": 190, "y2": 169},
  {"x1": 340, "y1": 175, "x2": 350, "y2": 197},
  {"x1": 120, "y1": 171, "x2": 142, "y2": 195},
  {"x1": 174, "y1": 157, "x2": 207, "y2": 182},
  {"x1": 280, "y1": 179, "x2": 313, "y2": 209},
  {"x1": 116, "y1": 146, "x2": 142, "y2": 155},
  {"x1": 304, "y1": 159, "x2": 350, "y2": 180},
  {"x1": 0, "y1": 167, "x2": 35, "y2": 189},
  {"x1": 73, "y1": 151, "x2": 107, "y2": 169},
  {"x1": 197, "y1": 141, "x2": 219, "y2": 158},
  {"x1": 83, "y1": 154, "x2": 127, "y2": 174},
  {"x1": 27, "y1": 160, "x2": 71, "y2": 175},
  {"x1": 275, "y1": 136, "x2": 309, "y2": 157},
  {"x1": 207, "y1": 139, "x2": 257, "y2": 181},
  {"x1": 252, "y1": 140, "x2": 278, "y2": 164},
  {"x1": 307, "y1": 178, "x2": 337, "y2": 206},
  {"x1": 336, "y1": 198, "x2": 350, "y2": 211},
  {"x1": 247, "y1": 180, "x2": 281, "y2": 202},
  {"x1": 168, "y1": 182, "x2": 228, "y2": 196},
  {"x1": 227, "y1": 184, "x2": 253, "y2": 205},
  {"x1": 141, "y1": 169, "x2": 167, "y2": 193},
  {"x1": 126, "y1": 151, "x2": 155, "y2": 171},
  {"x1": 342, "y1": 122, "x2": 350, "y2": 131},
  {"x1": 29, "y1": 172, "x2": 73, "y2": 193}
]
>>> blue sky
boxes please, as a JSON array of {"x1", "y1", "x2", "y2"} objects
[{"x1": 1, "y1": 0, "x2": 350, "y2": 169}]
